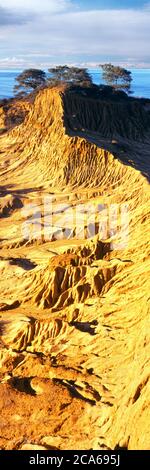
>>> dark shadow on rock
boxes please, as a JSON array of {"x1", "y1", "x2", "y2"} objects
[
  {"x1": 8, "y1": 257, "x2": 37, "y2": 271},
  {"x1": 69, "y1": 320, "x2": 98, "y2": 335},
  {"x1": 10, "y1": 377, "x2": 36, "y2": 396},
  {"x1": 0, "y1": 300, "x2": 20, "y2": 312},
  {"x1": 62, "y1": 87, "x2": 150, "y2": 183}
]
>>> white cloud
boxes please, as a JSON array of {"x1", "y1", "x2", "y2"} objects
[
  {"x1": 0, "y1": 3, "x2": 150, "y2": 68},
  {"x1": 24, "y1": 7, "x2": 150, "y2": 57},
  {"x1": 0, "y1": 5, "x2": 33, "y2": 25},
  {"x1": 1, "y1": 0, "x2": 72, "y2": 13}
]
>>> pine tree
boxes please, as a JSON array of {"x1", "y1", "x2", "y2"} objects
[
  {"x1": 100, "y1": 64, "x2": 132, "y2": 94},
  {"x1": 48, "y1": 66, "x2": 92, "y2": 87},
  {"x1": 14, "y1": 69, "x2": 46, "y2": 95}
]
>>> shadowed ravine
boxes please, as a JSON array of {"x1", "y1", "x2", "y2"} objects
[{"x1": 0, "y1": 86, "x2": 150, "y2": 450}]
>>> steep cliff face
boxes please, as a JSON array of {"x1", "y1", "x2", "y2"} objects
[
  {"x1": 1, "y1": 87, "x2": 149, "y2": 187},
  {"x1": 0, "y1": 87, "x2": 150, "y2": 450},
  {"x1": 63, "y1": 89, "x2": 150, "y2": 140}
]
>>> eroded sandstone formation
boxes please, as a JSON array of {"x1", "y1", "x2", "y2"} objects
[{"x1": 0, "y1": 86, "x2": 149, "y2": 450}]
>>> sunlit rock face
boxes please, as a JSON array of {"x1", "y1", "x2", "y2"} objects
[{"x1": 0, "y1": 86, "x2": 150, "y2": 450}]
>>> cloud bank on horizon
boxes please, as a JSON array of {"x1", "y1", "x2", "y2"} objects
[{"x1": 0, "y1": 0, "x2": 150, "y2": 69}]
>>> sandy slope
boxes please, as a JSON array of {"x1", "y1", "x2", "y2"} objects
[{"x1": 0, "y1": 87, "x2": 150, "y2": 450}]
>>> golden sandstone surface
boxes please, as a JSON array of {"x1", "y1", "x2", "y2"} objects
[{"x1": 0, "y1": 87, "x2": 149, "y2": 450}]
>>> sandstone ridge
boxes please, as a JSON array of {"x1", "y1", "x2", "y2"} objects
[{"x1": 0, "y1": 86, "x2": 149, "y2": 450}]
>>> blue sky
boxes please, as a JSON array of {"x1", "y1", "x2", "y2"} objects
[
  {"x1": 73, "y1": 1, "x2": 146, "y2": 9},
  {"x1": 0, "y1": 1, "x2": 150, "y2": 69}
]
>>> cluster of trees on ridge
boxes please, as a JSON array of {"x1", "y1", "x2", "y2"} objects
[{"x1": 13, "y1": 64, "x2": 132, "y2": 97}]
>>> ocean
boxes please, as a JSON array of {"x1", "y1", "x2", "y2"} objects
[{"x1": 0, "y1": 68, "x2": 150, "y2": 100}]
